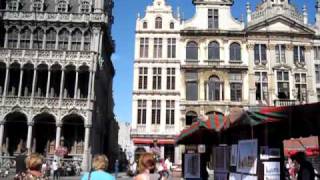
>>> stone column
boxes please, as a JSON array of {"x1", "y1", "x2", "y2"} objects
[
  {"x1": 174, "y1": 146, "x2": 180, "y2": 164},
  {"x1": 4, "y1": 30, "x2": 8, "y2": 48},
  {"x1": 26, "y1": 122, "x2": 33, "y2": 154},
  {"x1": 45, "y1": 70, "x2": 51, "y2": 98},
  {"x1": 59, "y1": 69, "x2": 65, "y2": 106},
  {"x1": 87, "y1": 71, "x2": 93, "y2": 102},
  {"x1": 74, "y1": 69, "x2": 79, "y2": 100},
  {"x1": 18, "y1": 68, "x2": 24, "y2": 97},
  {"x1": 0, "y1": 122, "x2": 4, "y2": 156},
  {"x1": 82, "y1": 124, "x2": 91, "y2": 171},
  {"x1": 2, "y1": 67, "x2": 9, "y2": 102},
  {"x1": 55, "y1": 123, "x2": 62, "y2": 149}
]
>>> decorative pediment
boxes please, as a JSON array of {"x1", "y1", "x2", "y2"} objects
[
  {"x1": 272, "y1": 64, "x2": 292, "y2": 71},
  {"x1": 247, "y1": 16, "x2": 315, "y2": 35}
]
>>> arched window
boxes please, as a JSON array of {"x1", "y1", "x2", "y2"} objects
[
  {"x1": 71, "y1": 29, "x2": 82, "y2": 51},
  {"x1": 46, "y1": 28, "x2": 57, "y2": 49},
  {"x1": 80, "y1": 1, "x2": 90, "y2": 13},
  {"x1": 83, "y1": 31, "x2": 91, "y2": 51},
  {"x1": 207, "y1": 75, "x2": 223, "y2": 101},
  {"x1": 33, "y1": 28, "x2": 44, "y2": 49},
  {"x1": 58, "y1": 29, "x2": 69, "y2": 50},
  {"x1": 7, "y1": 27, "x2": 18, "y2": 48},
  {"x1": 230, "y1": 42, "x2": 241, "y2": 61},
  {"x1": 186, "y1": 111, "x2": 197, "y2": 126},
  {"x1": 208, "y1": 41, "x2": 220, "y2": 60},
  {"x1": 186, "y1": 41, "x2": 198, "y2": 61},
  {"x1": 20, "y1": 28, "x2": 31, "y2": 49},
  {"x1": 57, "y1": 0, "x2": 68, "y2": 12},
  {"x1": 170, "y1": 22, "x2": 174, "y2": 29},
  {"x1": 155, "y1": 17, "x2": 162, "y2": 29},
  {"x1": 143, "y1": 22, "x2": 148, "y2": 29}
]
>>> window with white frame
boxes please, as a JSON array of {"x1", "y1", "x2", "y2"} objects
[
  {"x1": 186, "y1": 71, "x2": 198, "y2": 100},
  {"x1": 80, "y1": 1, "x2": 90, "y2": 13},
  {"x1": 316, "y1": 65, "x2": 320, "y2": 84},
  {"x1": 277, "y1": 70, "x2": 290, "y2": 99},
  {"x1": 139, "y1": 38, "x2": 149, "y2": 58},
  {"x1": 295, "y1": 73, "x2": 307, "y2": 102},
  {"x1": 255, "y1": 72, "x2": 268, "y2": 101},
  {"x1": 206, "y1": 75, "x2": 223, "y2": 101},
  {"x1": 46, "y1": 29, "x2": 57, "y2": 50},
  {"x1": 186, "y1": 41, "x2": 198, "y2": 61},
  {"x1": 166, "y1": 68, "x2": 175, "y2": 90},
  {"x1": 314, "y1": 46, "x2": 320, "y2": 60},
  {"x1": 8, "y1": 0, "x2": 18, "y2": 11},
  {"x1": 33, "y1": 28, "x2": 44, "y2": 49},
  {"x1": 58, "y1": 29, "x2": 69, "y2": 50},
  {"x1": 230, "y1": 73, "x2": 242, "y2": 102},
  {"x1": 166, "y1": 100, "x2": 175, "y2": 125},
  {"x1": 143, "y1": 22, "x2": 148, "y2": 29},
  {"x1": 170, "y1": 22, "x2": 174, "y2": 29},
  {"x1": 153, "y1": 38, "x2": 162, "y2": 58},
  {"x1": 152, "y1": 67, "x2": 161, "y2": 90},
  {"x1": 230, "y1": 42, "x2": 241, "y2": 62},
  {"x1": 7, "y1": 27, "x2": 19, "y2": 48},
  {"x1": 32, "y1": 0, "x2": 43, "y2": 11},
  {"x1": 57, "y1": 0, "x2": 68, "y2": 12},
  {"x1": 151, "y1": 100, "x2": 161, "y2": 124},
  {"x1": 20, "y1": 28, "x2": 31, "y2": 49},
  {"x1": 155, "y1": 17, "x2": 162, "y2": 29},
  {"x1": 254, "y1": 44, "x2": 267, "y2": 64},
  {"x1": 275, "y1": 44, "x2": 286, "y2": 63},
  {"x1": 71, "y1": 29, "x2": 82, "y2": 51},
  {"x1": 137, "y1": 100, "x2": 147, "y2": 124},
  {"x1": 294, "y1": 46, "x2": 305, "y2": 63},
  {"x1": 208, "y1": 9, "x2": 218, "y2": 29},
  {"x1": 138, "y1": 67, "x2": 148, "y2": 90},
  {"x1": 167, "y1": 38, "x2": 176, "y2": 58},
  {"x1": 83, "y1": 31, "x2": 91, "y2": 51},
  {"x1": 208, "y1": 41, "x2": 220, "y2": 60}
]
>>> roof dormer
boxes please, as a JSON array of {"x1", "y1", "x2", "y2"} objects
[{"x1": 192, "y1": 0, "x2": 233, "y2": 6}]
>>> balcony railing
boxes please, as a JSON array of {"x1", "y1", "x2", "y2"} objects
[
  {"x1": 274, "y1": 100, "x2": 298, "y2": 107},
  {"x1": 2, "y1": 11, "x2": 107, "y2": 24}
]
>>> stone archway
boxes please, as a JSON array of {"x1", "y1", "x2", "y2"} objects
[
  {"x1": 32, "y1": 113, "x2": 56, "y2": 155},
  {"x1": 61, "y1": 114, "x2": 84, "y2": 155},
  {"x1": 4, "y1": 112, "x2": 28, "y2": 155}
]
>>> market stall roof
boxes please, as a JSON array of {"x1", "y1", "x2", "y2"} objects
[{"x1": 176, "y1": 113, "x2": 229, "y2": 145}]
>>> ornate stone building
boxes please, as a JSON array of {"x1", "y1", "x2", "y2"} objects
[
  {"x1": 0, "y1": 0, "x2": 115, "y2": 171},
  {"x1": 131, "y1": 0, "x2": 320, "y2": 164}
]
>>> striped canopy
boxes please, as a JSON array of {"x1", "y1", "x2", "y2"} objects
[{"x1": 176, "y1": 113, "x2": 229, "y2": 145}]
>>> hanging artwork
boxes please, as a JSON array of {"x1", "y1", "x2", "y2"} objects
[
  {"x1": 184, "y1": 153, "x2": 200, "y2": 179},
  {"x1": 230, "y1": 144, "x2": 238, "y2": 166},
  {"x1": 237, "y1": 139, "x2": 258, "y2": 174}
]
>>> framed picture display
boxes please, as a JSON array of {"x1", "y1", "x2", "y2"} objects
[
  {"x1": 229, "y1": 173, "x2": 242, "y2": 180},
  {"x1": 184, "y1": 153, "x2": 200, "y2": 179},
  {"x1": 260, "y1": 146, "x2": 269, "y2": 160},
  {"x1": 237, "y1": 139, "x2": 258, "y2": 174},
  {"x1": 242, "y1": 175, "x2": 258, "y2": 180},
  {"x1": 230, "y1": 144, "x2": 238, "y2": 166},
  {"x1": 268, "y1": 148, "x2": 280, "y2": 159},
  {"x1": 213, "y1": 146, "x2": 230, "y2": 173},
  {"x1": 215, "y1": 172, "x2": 229, "y2": 180}
]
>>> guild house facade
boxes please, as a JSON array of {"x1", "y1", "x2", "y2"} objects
[
  {"x1": 0, "y1": 0, "x2": 116, "y2": 171},
  {"x1": 131, "y1": 0, "x2": 320, "y2": 164}
]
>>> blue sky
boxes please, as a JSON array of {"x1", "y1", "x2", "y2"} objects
[{"x1": 112, "y1": 0, "x2": 316, "y2": 123}]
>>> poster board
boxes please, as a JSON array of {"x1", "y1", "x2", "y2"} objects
[
  {"x1": 213, "y1": 146, "x2": 230, "y2": 173},
  {"x1": 230, "y1": 144, "x2": 238, "y2": 166},
  {"x1": 263, "y1": 162, "x2": 280, "y2": 180},
  {"x1": 184, "y1": 153, "x2": 200, "y2": 179},
  {"x1": 215, "y1": 172, "x2": 229, "y2": 180},
  {"x1": 229, "y1": 173, "x2": 242, "y2": 180},
  {"x1": 241, "y1": 175, "x2": 258, "y2": 180},
  {"x1": 237, "y1": 139, "x2": 258, "y2": 174}
]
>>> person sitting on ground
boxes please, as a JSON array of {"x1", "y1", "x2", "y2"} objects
[
  {"x1": 81, "y1": 154, "x2": 115, "y2": 180},
  {"x1": 14, "y1": 153, "x2": 48, "y2": 180}
]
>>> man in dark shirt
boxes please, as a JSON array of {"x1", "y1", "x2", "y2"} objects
[{"x1": 291, "y1": 152, "x2": 315, "y2": 180}]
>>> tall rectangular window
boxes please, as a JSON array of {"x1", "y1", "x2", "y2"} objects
[
  {"x1": 138, "y1": 67, "x2": 148, "y2": 89},
  {"x1": 167, "y1": 38, "x2": 176, "y2": 58},
  {"x1": 186, "y1": 71, "x2": 198, "y2": 100},
  {"x1": 208, "y1": 9, "x2": 218, "y2": 29},
  {"x1": 277, "y1": 70, "x2": 290, "y2": 99},
  {"x1": 255, "y1": 72, "x2": 268, "y2": 101},
  {"x1": 315, "y1": 64, "x2": 320, "y2": 84},
  {"x1": 153, "y1": 38, "x2": 162, "y2": 58},
  {"x1": 152, "y1": 100, "x2": 161, "y2": 124},
  {"x1": 295, "y1": 73, "x2": 307, "y2": 102},
  {"x1": 275, "y1": 44, "x2": 286, "y2": 63},
  {"x1": 139, "y1": 38, "x2": 149, "y2": 58},
  {"x1": 317, "y1": 89, "x2": 320, "y2": 102},
  {"x1": 137, "y1": 100, "x2": 147, "y2": 124},
  {"x1": 152, "y1": 68, "x2": 162, "y2": 90},
  {"x1": 294, "y1": 46, "x2": 305, "y2": 63},
  {"x1": 230, "y1": 73, "x2": 242, "y2": 102},
  {"x1": 166, "y1": 100, "x2": 175, "y2": 125},
  {"x1": 166, "y1": 68, "x2": 175, "y2": 90},
  {"x1": 314, "y1": 46, "x2": 320, "y2": 60},
  {"x1": 254, "y1": 44, "x2": 267, "y2": 64}
]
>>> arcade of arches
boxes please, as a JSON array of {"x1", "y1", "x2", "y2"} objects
[{"x1": 0, "y1": 111, "x2": 90, "y2": 159}]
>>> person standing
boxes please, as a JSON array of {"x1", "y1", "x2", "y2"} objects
[
  {"x1": 81, "y1": 154, "x2": 115, "y2": 180},
  {"x1": 291, "y1": 152, "x2": 315, "y2": 180},
  {"x1": 52, "y1": 160, "x2": 59, "y2": 180},
  {"x1": 14, "y1": 153, "x2": 48, "y2": 180},
  {"x1": 115, "y1": 159, "x2": 119, "y2": 178},
  {"x1": 134, "y1": 152, "x2": 159, "y2": 180}
]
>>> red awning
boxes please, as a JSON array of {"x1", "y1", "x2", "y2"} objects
[{"x1": 132, "y1": 138, "x2": 175, "y2": 145}]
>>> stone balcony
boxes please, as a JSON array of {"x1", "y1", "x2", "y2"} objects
[
  {"x1": 1, "y1": 11, "x2": 107, "y2": 24},
  {"x1": 130, "y1": 125, "x2": 177, "y2": 137},
  {"x1": 0, "y1": 49, "x2": 95, "y2": 66}
]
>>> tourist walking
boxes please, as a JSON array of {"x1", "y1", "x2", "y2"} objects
[
  {"x1": 81, "y1": 154, "x2": 115, "y2": 180},
  {"x1": 14, "y1": 153, "x2": 48, "y2": 180},
  {"x1": 134, "y1": 152, "x2": 159, "y2": 180},
  {"x1": 52, "y1": 160, "x2": 60, "y2": 180}
]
